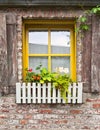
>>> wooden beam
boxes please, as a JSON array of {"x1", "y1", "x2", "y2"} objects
[
  {"x1": 6, "y1": 14, "x2": 18, "y2": 93},
  {"x1": 91, "y1": 15, "x2": 100, "y2": 93},
  {"x1": 0, "y1": 13, "x2": 8, "y2": 95},
  {"x1": 0, "y1": 0, "x2": 100, "y2": 7}
]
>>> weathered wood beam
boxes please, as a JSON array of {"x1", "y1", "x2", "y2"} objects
[
  {"x1": 0, "y1": 13, "x2": 8, "y2": 95},
  {"x1": 0, "y1": 0, "x2": 100, "y2": 7},
  {"x1": 82, "y1": 16, "x2": 92, "y2": 92},
  {"x1": 91, "y1": 15, "x2": 100, "y2": 93},
  {"x1": 6, "y1": 14, "x2": 18, "y2": 94}
]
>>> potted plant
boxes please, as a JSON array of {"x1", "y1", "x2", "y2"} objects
[
  {"x1": 25, "y1": 64, "x2": 73, "y2": 102},
  {"x1": 16, "y1": 64, "x2": 83, "y2": 104}
]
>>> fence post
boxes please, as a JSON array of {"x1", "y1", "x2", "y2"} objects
[
  {"x1": 77, "y1": 83, "x2": 83, "y2": 103},
  {"x1": 16, "y1": 83, "x2": 21, "y2": 103}
]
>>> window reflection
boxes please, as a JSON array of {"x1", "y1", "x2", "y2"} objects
[
  {"x1": 51, "y1": 57, "x2": 70, "y2": 73},
  {"x1": 29, "y1": 57, "x2": 48, "y2": 72},
  {"x1": 51, "y1": 31, "x2": 70, "y2": 54},
  {"x1": 29, "y1": 31, "x2": 48, "y2": 54}
]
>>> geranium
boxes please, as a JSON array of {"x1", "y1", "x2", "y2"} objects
[
  {"x1": 28, "y1": 68, "x2": 32, "y2": 72},
  {"x1": 25, "y1": 64, "x2": 73, "y2": 102}
]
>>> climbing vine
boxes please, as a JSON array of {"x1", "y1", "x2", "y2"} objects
[{"x1": 77, "y1": 5, "x2": 100, "y2": 32}]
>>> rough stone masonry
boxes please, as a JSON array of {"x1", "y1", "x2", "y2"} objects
[
  {"x1": 0, "y1": 93, "x2": 100, "y2": 130},
  {"x1": 0, "y1": 4, "x2": 100, "y2": 130}
]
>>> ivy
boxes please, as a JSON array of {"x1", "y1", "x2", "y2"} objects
[
  {"x1": 79, "y1": 16, "x2": 87, "y2": 23},
  {"x1": 91, "y1": 5, "x2": 100, "y2": 14},
  {"x1": 77, "y1": 5, "x2": 100, "y2": 32}
]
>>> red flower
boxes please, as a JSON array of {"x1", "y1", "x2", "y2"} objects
[{"x1": 28, "y1": 68, "x2": 32, "y2": 72}]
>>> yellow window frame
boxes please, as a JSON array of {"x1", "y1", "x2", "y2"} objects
[{"x1": 23, "y1": 19, "x2": 76, "y2": 81}]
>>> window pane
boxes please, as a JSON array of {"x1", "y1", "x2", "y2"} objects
[
  {"x1": 29, "y1": 31, "x2": 48, "y2": 54},
  {"x1": 51, "y1": 57, "x2": 70, "y2": 73},
  {"x1": 29, "y1": 57, "x2": 48, "y2": 72},
  {"x1": 51, "y1": 31, "x2": 70, "y2": 54}
]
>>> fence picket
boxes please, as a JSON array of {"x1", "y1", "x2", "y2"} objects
[
  {"x1": 32, "y1": 83, "x2": 36, "y2": 103},
  {"x1": 77, "y1": 83, "x2": 83, "y2": 103},
  {"x1": 52, "y1": 87, "x2": 56, "y2": 103},
  {"x1": 62, "y1": 92, "x2": 66, "y2": 103},
  {"x1": 22, "y1": 83, "x2": 26, "y2": 103},
  {"x1": 27, "y1": 83, "x2": 31, "y2": 103},
  {"x1": 43, "y1": 84, "x2": 46, "y2": 103},
  {"x1": 57, "y1": 89, "x2": 61, "y2": 103},
  {"x1": 47, "y1": 83, "x2": 51, "y2": 103},
  {"x1": 16, "y1": 82, "x2": 83, "y2": 104},
  {"x1": 68, "y1": 84, "x2": 71, "y2": 103},
  {"x1": 37, "y1": 83, "x2": 41, "y2": 103},
  {"x1": 16, "y1": 83, "x2": 21, "y2": 103},
  {"x1": 72, "y1": 83, "x2": 77, "y2": 103}
]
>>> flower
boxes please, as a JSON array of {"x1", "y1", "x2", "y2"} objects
[
  {"x1": 28, "y1": 68, "x2": 32, "y2": 72},
  {"x1": 25, "y1": 64, "x2": 73, "y2": 102},
  {"x1": 63, "y1": 68, "x2": 69, "y2": 73},
  {"x1": 55, "y1": 67, "x2": 69, "y2": 74}
]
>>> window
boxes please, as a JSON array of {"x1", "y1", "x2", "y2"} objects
[{"x1": 23, "y1": 20, "x2": 76, "y2": 81}]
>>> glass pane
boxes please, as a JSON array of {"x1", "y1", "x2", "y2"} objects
[
  {"x1": 29, "y1": 57, "x2": 48, "y2": 72},
  {"x1": 51, "y1": 31, "x2": 70, "y2": 54},
  {"x1": 28, "y1": 31, "x2": 48, "y2": 54},
  {"x1": 51, "y1": 57, "x2": 70, "y2": 74}
]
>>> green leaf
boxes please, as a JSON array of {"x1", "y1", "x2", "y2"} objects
[
  {"x1": 80, "y1": 24, "x2": 89, "y2": 31},
  {"x1": 47, "y1": 77, "x2": 51, "y2": 81},
  {"x1": 40, "y1": 80, "x2": 44, "y2": 84},
  {"x1": 98, "y1": 7, "x2": 100, "y2": 11},
  {"x1": 36, "y1": 66, "x2": 40, "y2": 70},
  {"x1": 75, "y1": 28, "x2": 80, "y2": 33},
  {"x1": 92, "y1": 8, "x2": 98, "y2": 13},
  {"x1": 80, "y1": 16, "x2": 87, "y2": 23}
]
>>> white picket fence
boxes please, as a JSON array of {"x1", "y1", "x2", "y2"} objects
[{"x1": 16, "y1": 82, "x2": 83, "y2": 104}]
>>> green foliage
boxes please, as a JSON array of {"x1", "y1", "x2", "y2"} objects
[
  {"x1": 25, "y1": 64, "x2": 73, "y2": 102},
  {"x1": 39, "y1": 67, "x2": 56, "y2": 84},
  {"x1": 54, "y1": 74, "x2": 73, "y2": 102},
  {"x1": 80, "y1": 24, "x2": 89, "y2": 31},
  {"x1": 25, "y1": 68, "x2": 35, "y2": 82},
  {"x1": 79, "y1": 16, "x2": 87, "y2": 23},
  {"x1": 25, "y1": 65, "x2": 57, "y2": 84},
  {"x1": 91, "y1": 5, "x2": 100, "y2": 14},
  {"x1": 77, "y1": 5, "x2": 100, "y2": 32}
]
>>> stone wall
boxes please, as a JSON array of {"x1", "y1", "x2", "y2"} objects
[
  {"x1": 0, "y1": 94, "x2": 100, "y2": 130},
  {"x1": 0, "y1": 7, "x2": 87, "y2": 94},
  {"x1": 0, "y1": 6, "x2": 100, "y2": 130}
]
